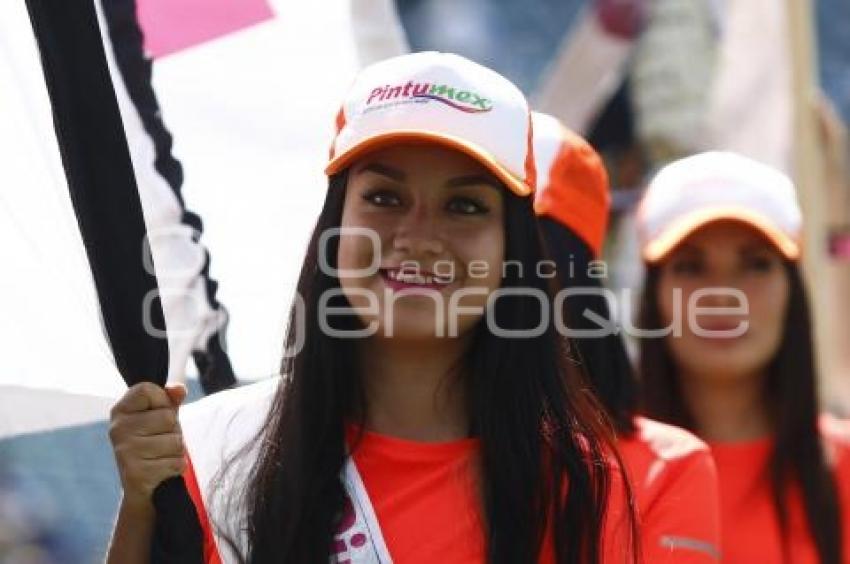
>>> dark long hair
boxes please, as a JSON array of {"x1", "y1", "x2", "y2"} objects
[
  {"x1": 539, "y1": 218, "x2": 638, "y2": 434},
  {"x1": 227, "y1": 172, "x2": 637, "y2": 563},
  {"x1": 639, "y1": 261, "x2": 842, "y2": 563}
]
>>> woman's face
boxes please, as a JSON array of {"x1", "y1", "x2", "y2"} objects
[
  {"x1": 336, "y1": 143, "x2": 506, "y2": 341},
  {"x1": 657, "y1": 221, "x2": 791, "y2": 382}
]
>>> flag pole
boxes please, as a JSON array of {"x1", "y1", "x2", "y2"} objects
[{"x1": 786, "y1": 0, "x2": 846, "y2": 406}]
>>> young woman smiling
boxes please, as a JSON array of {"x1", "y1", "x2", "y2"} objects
[
  {"x1": 636, "y1": 151, "x2": 850, "y2": 563},
  {"x1": 106, "y1": 53, "x2": 637, "y2": 563}
]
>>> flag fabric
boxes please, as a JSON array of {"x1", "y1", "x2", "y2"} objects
[{"x1": 137, "y1": 0, "x2": 407, "y2": 380}]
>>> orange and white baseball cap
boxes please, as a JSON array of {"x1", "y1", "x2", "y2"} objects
[
  {"x1": 638, "y1": 151, "x2": 803, "y2": 263},
  {"x1": 325, "y1": 51, "x2": 536, "y2": 197},
  {"x1": 532, "y1": 111, "x2": 611, "y2": 257}
]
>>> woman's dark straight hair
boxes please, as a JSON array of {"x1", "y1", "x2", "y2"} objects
[
  {"x1": 539, "y1": 218, "x2": 638, "y2": 434},
  {"x1": 639, "y1": 261, "x2": 842, "y2": 564},
  {"x1": 221, "y1": 171, "x2": 638, "y2": 563}
]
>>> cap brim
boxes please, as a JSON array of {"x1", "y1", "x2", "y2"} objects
[
  {"x1": 643, "y1": 207, "x2": 800, "y2": 263},
  {"x1": 325, "y1": 130, "x2": 533, "y2": 197}
]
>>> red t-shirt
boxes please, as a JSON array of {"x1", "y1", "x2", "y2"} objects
[
  {"x1": 178, "y1": 380, "x2": 720, "y2": 563},
  {"x1": 351, "y1": 417, "x2": 720, "y2": 563},
  {"x1": 348, "y1": 427, "x2": 485, "y2": 562},
  {"x1": 349, "y1": 425, "x2": 634, "y2": 564},
  {"x1": 708, "y1": 415, "x2": 850, "y2": 563}
]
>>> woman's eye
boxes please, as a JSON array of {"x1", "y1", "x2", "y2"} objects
[
  {"x1": 363, "y1": 189, "x2": 401, "y2": 207},
  {"x1": 446, "y1": 197, "x2": 488, "y2": 215},
  {"x1": 743, "y1": 254, "x2": 775, "y2": 273},
  {"x1": 670, "y1": 258, "x2": 703, "y2": 276}
]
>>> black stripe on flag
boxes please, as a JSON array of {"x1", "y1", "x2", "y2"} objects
[{"x1": 23, "y1": 0, "x2": 202, "y2": 561}]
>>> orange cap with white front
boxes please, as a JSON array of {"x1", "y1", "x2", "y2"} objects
[
  {"x1": 637, "y1": 151, "x2": 803, "y2": 263},
  {"x1": 325, "y1": 51, "x2": 536, "y2": 197},
  {"x1": 532, "y1": 111, "x2": 611, "y2": 258}
]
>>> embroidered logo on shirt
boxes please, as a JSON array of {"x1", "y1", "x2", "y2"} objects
[{"x1": 660, "y1": 535, "x2": 721, "y2": 560}]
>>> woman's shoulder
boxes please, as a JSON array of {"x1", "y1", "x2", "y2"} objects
[
  {"x1": 627, "y1": 416, "x2": 712, "y2": 462},
  {"x1": 616, "y1": 417, "x2": 715, "y2": 500},
  {"x1": 179, "y1": 377, "x2": 281, "y2": 470},
  {"x1": 176, "y1": 379, "x2": 281, "y2": 562},
  {"x1": 820, "y1": 412, "x2": 850, "y2": 441},
  {"x1": 180, "y1": 376, "x2": 280, "y2": 426},
  {"x1": 819, "y1": 413, "x2": 850, "y2": 468},
  {"x1": 617, "y1": 417, "x2": 720, "y2": 546}
]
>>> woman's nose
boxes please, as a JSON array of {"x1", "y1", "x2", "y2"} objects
[
  {"x1": 694, "y1": 272, "x2": 746, "y2": 307},
  {"x1": 698, "y1": 288, "x2": 743, "y2": 308},
  {"x1": 392, "y1": 204, "x2": 445, "y2": 257}
]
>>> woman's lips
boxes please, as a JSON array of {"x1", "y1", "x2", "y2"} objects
[
  {"x1": 379, "y1": 267, "x2": 453, "y2": 292},
  {"x1": 699, "y1": 319, "x2": 747, "y2": 331},
  {"x1": 694, "y1": 319, "x2": 749, "y2": 339}
]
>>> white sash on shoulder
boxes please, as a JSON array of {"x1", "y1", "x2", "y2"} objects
[
  {"x1": 331, "y1": 458, "x2": 394, "y2": 563},
  {"x1": 180, "y1": 378, "x2": 393, "y2": 564}
]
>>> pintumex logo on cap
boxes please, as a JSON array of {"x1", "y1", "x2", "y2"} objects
[{"x1": 366, "y1": 80, "x2": 493, "y2": 114}]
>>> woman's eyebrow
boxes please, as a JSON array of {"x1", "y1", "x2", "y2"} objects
[
  {"x1": 356, "y1": 162, "x2": 406, "y2": 182},
  {"x1": 739, "y1": 243, "x2": 773, "y2": 255},
  {"x1": 444, "y1": 174, "x2": 501, "y2": 190},
  {"x1": 673, "y1": 244, "x2": 703, "y2": 257}
]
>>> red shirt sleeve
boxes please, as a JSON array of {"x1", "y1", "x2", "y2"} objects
[
  {"x1": 640, "y1": 448, "x2": 721, "y2": 562},
  {"x1": 622, "y1": 418, "x2": 722, "y2": 563}
]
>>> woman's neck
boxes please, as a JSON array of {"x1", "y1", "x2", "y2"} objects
[
  {"x1": 358, "y1": 336, "x2": 470, "y2": 442},
  {"x1": 679, "y1": 371, "x2": 772, "y2": 442}
]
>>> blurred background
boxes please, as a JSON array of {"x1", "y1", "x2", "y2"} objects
[{"x1": 1, "y1": 0, "x2": 848, "y2": 560}]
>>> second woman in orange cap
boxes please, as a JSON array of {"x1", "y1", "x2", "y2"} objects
[{"x1": 533, "y1": 111, "x2": 721, "y2": 563}]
